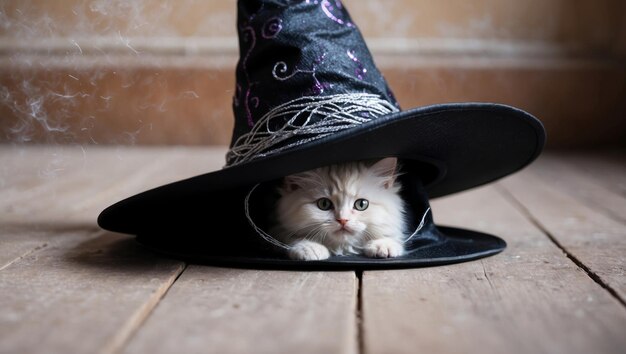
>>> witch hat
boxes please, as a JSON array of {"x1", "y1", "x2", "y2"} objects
[{"x1": 97, "y1": 0, "x2": 545, "y2": 269}]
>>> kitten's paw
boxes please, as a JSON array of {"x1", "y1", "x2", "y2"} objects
[
  {"x1": 364, "y1": 238, "x2": 404, "y2": 258},
  {"x1": 288, "y1": 241, "x2": 331, "y2": 261}
]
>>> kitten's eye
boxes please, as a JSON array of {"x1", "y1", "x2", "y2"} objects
[
  {"x1": 316, "y1": 198, "x2": 333, "y2": 210},
  {"x1": 354, "y1": 198, "x2": 369, "y2": 211}
]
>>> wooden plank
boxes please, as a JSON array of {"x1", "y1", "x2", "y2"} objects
[
  {"x1": 68, "y1": 146, "x2": 227, "y2": 223},
  {"x1": 0, "y1": 146, "x2": 160, "y2": 224},
  {"x1": 362, "y1": 185, "x2": 626, "y2": 354},
  {"x1": 499, "y1": 170, "x2": 626, "y2": 302},
  {"x1": 0, "y1": 230, "x2": 185, "y2": 354},
  {"x1": 554, "y1": 151, "x2": 626, "y2": 197},
  {"x1": 123, "y1": 267, "x2": 357, "y2": 354},
  {"x1": 0, "y1": 146, "x2": 67, "y2": 188},
  {"x1": 527, "y1": 153, "x2": 626, "y2": 223},
  {"x1": 0, "y1": 146, "x2": 228, "y2": 225},
  {"x1": 0, "y1": 225, "x2": 97, "y2": 271}
]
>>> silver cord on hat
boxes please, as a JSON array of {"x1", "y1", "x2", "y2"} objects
[
  {"x1": 402, "y1": 207, "x2": 431, "y2": 244},
  {"x1": 244, "y1": 183, "x2": 291, "y2": 250},
  {"x1": 225, "y1": 93, "x2": 399, "y2": 167},
  {"x1": 244, "y1": 183, "x2": 432, "y2": 251}
]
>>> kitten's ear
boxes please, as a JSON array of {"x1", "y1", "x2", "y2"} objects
[
  {"x1": 283, "y1": 175, "x2": 301, "y2": 192},
  {"x1": 371, "y1": 157, "x2": 398, "y2": 189}
]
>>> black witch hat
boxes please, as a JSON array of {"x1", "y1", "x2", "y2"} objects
[{"x1": 98, "y1": 0, "x2": 545, "y2": 269}]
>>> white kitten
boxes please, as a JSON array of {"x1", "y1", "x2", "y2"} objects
[{"x1": 272, "y1": 157, "x2": 406, "y2": 261}]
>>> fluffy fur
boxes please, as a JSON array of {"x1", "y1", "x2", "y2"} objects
[{"x1": 272, "y1": 157, "x2": 407, "y2": 261}]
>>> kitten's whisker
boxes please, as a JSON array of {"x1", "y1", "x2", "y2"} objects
[
  {"x1": 316, "y1": 232, "x2": 327, "y2": 249},
  {"x1": 313, "y1": 228, "x2": 328, "y2": 244},
  {"x1": 302, "y1": 226, "x2": 324, "y2": 242},
  {"x1": 285, "y1": 223, "x2": 321, "y2": 241},
  {"x1": 313, "y1": 229, "x2": 327, "y2": 244},
  {"x1": 362, "y1": 229, "x2": 380, "y2": 242}
]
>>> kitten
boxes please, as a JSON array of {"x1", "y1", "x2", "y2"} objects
[{"x1": 272, "y1": 157, "x2": 406, "y2": 261}]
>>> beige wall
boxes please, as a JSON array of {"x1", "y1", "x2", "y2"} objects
[
  {"x1": 1, "y1": 0, "x2": 625, "y2": 147},
  {"x1": 2, "y1": 0, "x2": 622, "y2": 46}
]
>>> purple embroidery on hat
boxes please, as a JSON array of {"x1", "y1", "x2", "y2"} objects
[
  {"x1": 321, "y1": 0, "x2": 353, "y2": 27},
  {"x1": 262, "y1": 17, "x2": 283, "y2": 39},
  {"x1": 311, "y1": 52, "x2": 328, "y2": 94},
  {"x1": 237, "y1": 12, "x2": 286, "y2": 127},
  {"x1": 347, "y1": 49, "x2": 367, "y2": 79},
  {"x1": 311, "y1": 82, "x2": 333, "y2": 95},
  {"x1": 241, "y1": 26, "x2": 260, "y2": 128}
]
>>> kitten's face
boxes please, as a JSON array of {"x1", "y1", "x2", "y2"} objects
[{"x1": 275, "y1": 158, "x2": 404, "y2": 252}]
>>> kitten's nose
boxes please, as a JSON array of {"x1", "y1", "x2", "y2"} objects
[{"x1": 337, "y1": 218, "x2": 348, "y2": 226}]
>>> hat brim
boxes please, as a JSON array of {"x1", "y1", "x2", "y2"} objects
[
  {"x1": 98, "y1": 102, "x2": 543, "y2": 267},
  {"x1": 133, "y1": 226, "x2": 506, "y2": 270}
]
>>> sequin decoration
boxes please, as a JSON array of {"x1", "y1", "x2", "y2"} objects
[
  {"x1": 346, "y1": 49, "x2": 367, "y2": 79},
  {"x1": 305, "y1": 0, "x2": 353, "y2": 26},
  {"x1": 311, "y1": 52, "x2": 330, "y2": 94},
  {"x1": 320, "y1": 0, "x2": 353, "y2": 27}
]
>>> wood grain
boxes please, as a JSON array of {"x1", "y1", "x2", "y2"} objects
[
  {"x1": 499, "y1": 170, "x2": 626, "y2": 302},
  {"x1": 123, "y1": 267, "x2": 358, "y2": 354},
  {"x1": 0, "y1": 231, "x2": 184, "y2": 354},
  {"x1": 0, "y1": 146, "x2": 228, "y2": 225},
  {"x1": 0, "y1": 225, "x2": 96, "y2": 271},
  {"x1": 361, "y1": 185, "x2": 626, "y2": 354},
  {"x1": 552, "y1": 151, "x2": 626, "y2": 197},
  {"x1": 62, "y1": 146, "x2": 227, "y2": 224},
  {"x1": 527, "y1": 153, "x2": 626, "y2": 223},
  {"x1": 0, "y1": 146, "x2": 162, "y2": 225}
]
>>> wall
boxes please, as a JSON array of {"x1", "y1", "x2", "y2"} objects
[{"x1": 1, "y1": 0, "x2": 625, "y2": 147}]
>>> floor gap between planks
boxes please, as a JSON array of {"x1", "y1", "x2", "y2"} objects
[
  {"x1": 495, "y1": 183, "x2": 626, "y2": 308},
  {"x1": 0, "y1": 243, "x2": 49, "y2": 272},
  {"x1": 108, "y1": 263, "x2": 189, "y2": 354},
  {"x1": 356, "y1": 270, "x2": 364, "y2": 354},
  {"x1": 116, "y1": 265, "x2": 365, "y2": 354}
]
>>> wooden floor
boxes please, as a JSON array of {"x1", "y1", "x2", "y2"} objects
[{"x1": 1, "y1": 146, "x2": 624, "y2": 354}]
